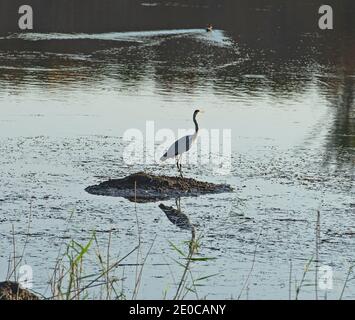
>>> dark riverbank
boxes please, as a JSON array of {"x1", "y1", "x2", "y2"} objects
[{"x1": 0, "y1": 0, "x2": 354, "y2": 35}]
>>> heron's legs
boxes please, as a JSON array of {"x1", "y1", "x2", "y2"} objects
[
  {"x1": 175, "y1": 197, "x2": 181, "y2": 212},
  {"x1": 175, "y1": 158, "x2": 180, "y2": 178},
  {"x1": 177, "y1": 155, "x2": 183, "y2": 178}
]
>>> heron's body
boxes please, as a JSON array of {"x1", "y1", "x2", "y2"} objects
[
  {"x1": 160, "y1": 132, "x2": 198, "y2": 161},
  {"x1": 160, "y1": 110, "x2": 200, "y2": 177}
]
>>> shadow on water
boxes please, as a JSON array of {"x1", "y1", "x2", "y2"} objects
[{"x1": 322, "y1": 49, "x2": 355, "y2": 170}]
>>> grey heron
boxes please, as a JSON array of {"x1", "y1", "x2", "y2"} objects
[{"x1": 160, "y1": 109, "x2": 201, "y2": 178}]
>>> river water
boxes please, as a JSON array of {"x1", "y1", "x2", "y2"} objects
[{"x1": 0, "y1": 14, "x2": 354, "y2": 299}]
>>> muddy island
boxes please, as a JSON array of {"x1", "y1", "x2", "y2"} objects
[{"x1": 85, "y1": 172, "x2": 233, "y2": 203}]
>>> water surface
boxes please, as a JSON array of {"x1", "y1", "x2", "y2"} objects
[{"x1": 0, "y1": 21, "x2": 354, "y2": 299}]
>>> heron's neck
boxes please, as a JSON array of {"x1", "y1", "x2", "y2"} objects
[{"x1": 193, "y1": 115, "x2": 199, "y2": 133}]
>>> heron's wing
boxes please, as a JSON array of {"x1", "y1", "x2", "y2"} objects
[{"x1": 161, "y1": 135, "x2": 194, "y2": 160}]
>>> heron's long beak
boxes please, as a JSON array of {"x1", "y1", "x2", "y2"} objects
[{"x1": 199, "y1": 110, "x2": 205, "y2": 114}]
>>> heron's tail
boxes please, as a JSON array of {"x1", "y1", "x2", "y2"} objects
[{"x1": 160, "y1": 153, "x2": 168, "y2": 161}]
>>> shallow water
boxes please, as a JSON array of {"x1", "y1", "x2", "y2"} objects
[{"x1": 0, "y1": 25, "x2": 354, "y2": 299}]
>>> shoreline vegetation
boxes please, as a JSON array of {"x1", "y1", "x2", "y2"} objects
[
  {"x1": 0, "y1": 180, "x2": 211, "y2": 300},
  {"x1": 1, "y1": 204, "x2": 354, "y2": 300},
  {"x1": 0, "y1": 195, "x2": 214, "y2": 300}
]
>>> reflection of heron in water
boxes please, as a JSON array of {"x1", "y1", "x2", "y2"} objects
[
  {"x1": 159, "y1": 199, "x2": 194, "y2": 232},
  {"x1": 159, "y1": 198, "x2": 196, "y2": 250},
  {"x1": 160, "y1": 110, "x2": 201, "y2": 178},
  {"x1": 160, "y1": 198, "x2": 197, "y2": 298},
  {"x1": 159, "y1": 197, "x2": 195, "y2": 236}
]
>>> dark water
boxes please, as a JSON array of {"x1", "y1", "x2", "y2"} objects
[
  {"x1": 1, "y1": 0, "x2": 355, "y2": 34},
  {"x1": 0, "y1": 2, "x2": 354, "y2": 299}
]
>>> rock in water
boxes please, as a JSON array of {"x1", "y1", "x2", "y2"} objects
[
  {"x1": 0, "y1": 281, "x2": 39, "y2": 300},
  {"x1": 85, "y1": 172, "x2": 233, "y2": 203}
]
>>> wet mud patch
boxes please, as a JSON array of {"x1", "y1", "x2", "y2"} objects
[{"x1": 85, "y1": 172, "x2": 233, "y2": 203}]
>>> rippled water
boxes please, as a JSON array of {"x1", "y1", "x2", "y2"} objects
[{"x1": 0, "y1": 25, "x2": 354, "y2": 299}]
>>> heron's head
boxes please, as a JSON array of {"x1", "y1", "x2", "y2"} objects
[{"x1": 193, "y1": 109, "x2": 200, "y2": 117}]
